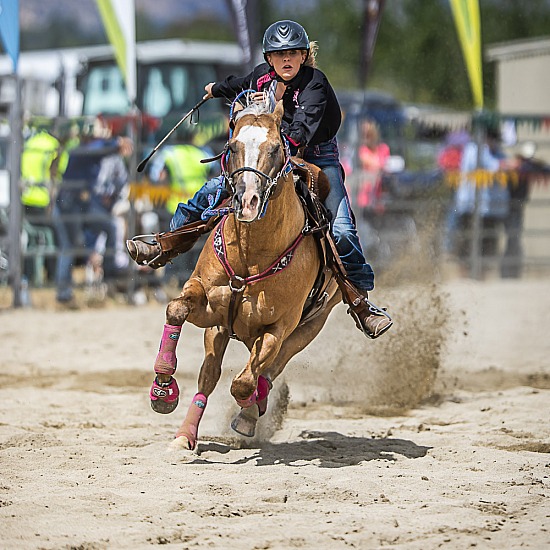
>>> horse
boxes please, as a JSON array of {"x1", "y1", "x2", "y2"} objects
[{"x1": 150, "y1": 99, "x2": 341, "y2": 451}]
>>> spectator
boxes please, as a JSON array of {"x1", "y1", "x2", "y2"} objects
[
  {"x1": 356, "y1": 118, "x2": 390, "y2": 214},
  {"x1": 20, "y1": 125, "x2": 69, "y2": 282},
  {"x1": 451, "y1": 126, "x2": 515, "y2": 275},
  {"x1": 53, "y1": 117, "x2": 133, "y2": 307},
  {"x1": 501, "y1": 141, "x2": 550, "y2": 278},
  {"x1": 439, "y1": 130, "x2": 470, "y2": 255},
  {"x1": 147, "y1": 142, "x2": 217, "y2": 286},
  {"x1": 437, "y1": 129, "x2": 470, "y2": 174},
  {"x1": 148, "y1": 142, "x2": 216, "y2": 229}
]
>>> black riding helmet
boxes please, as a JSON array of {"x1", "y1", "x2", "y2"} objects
[{"x1": 262, "y1": 20, "x2": 310, "y2": 61}]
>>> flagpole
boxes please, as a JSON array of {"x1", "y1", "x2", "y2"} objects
[
  {"x1": 126, "y1": 102, "x2": 139, "y2": 304},
  {"x1": 469, "y1": 111, "x2": 485, "y2": 280},
  {"x1": 8, "y1": 74, "x2": 23, "y2": 307}
]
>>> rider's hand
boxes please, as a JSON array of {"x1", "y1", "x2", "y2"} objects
[
  {"x1": 252, "y1": 92, "x2": 266, "y2": 103},
  {"x1": 117, "y1": 136, "x2": 134, "y2": 157},
  {"x1": 203, "y1": 83, "x2": 215, "y2": 100}
]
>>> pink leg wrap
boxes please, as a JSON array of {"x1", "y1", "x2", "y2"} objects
[
  {"x1": 150, "y1": 376, "x2": 180, "y2": 404},
  {"x1": 176, "y1": 393, "x2": 208, "y2": 450},
  {"x1": 235, "y1": 375, "x2": 271, "y2": 410},
  {"x1": 154, "y1": 324, "x2": 181, "y2": 375}
]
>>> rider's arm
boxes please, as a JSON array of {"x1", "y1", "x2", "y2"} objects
[
  {"x1": 282, "y1": 69, "x2": 340, "y2": 148},
  {"x1": 206, "y1": 64, "x2": 271, "y2": 102}
]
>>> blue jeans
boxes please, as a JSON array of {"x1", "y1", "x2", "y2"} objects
[
  {"x1": 302, "y1": 138, "x2": 374, "y2": 291},
  {"x1": 170, "y1": 175, "x2": 229, "y2": 230},
  {"x1": 170, "y1": 139, "x2": 374, "y2": 291},
  {"x1": 53, "y1": 202, "x2": 81, "y2": 302}
]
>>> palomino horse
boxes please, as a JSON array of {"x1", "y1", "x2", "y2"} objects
[{"x1": 150, "y1": 99, "x2": 341, "y2": 451}]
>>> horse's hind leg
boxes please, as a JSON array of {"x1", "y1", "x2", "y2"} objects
[
  {"x1": 265, "y1": 294, "x2": 341, "y2": 382},
  {"x1": 150, "y1": 280, "x2": 207, "y2": 415},
  {"x1": 264, "y1": 288, "x2": 341, "y2": 382},
  {"x1": 171, "y1": 326, "x2": 230, "y2": 451},
  {"x1": 232, "y1": 292, "x2": 341, "y2": 437}
]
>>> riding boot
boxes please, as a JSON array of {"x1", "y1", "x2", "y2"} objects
[
  {"x1": 126, "y1": 218, "x2": 218, "y2": 269},
  {"x1": 333, "y1": 266, "x2": 393, "y2": 339},
  {"x1": 325, "y1": 233, "x2": 392, "y2": 339},
  {"x1": 335, "y1": 274, "x2": 393, "y2": 339},
  {"x1": 126, "y1": 239, "x2": 163, "y2": 267}
]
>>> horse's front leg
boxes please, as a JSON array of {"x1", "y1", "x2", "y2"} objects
[
  {"x1": 229, "y1": 328, "x2": 285, "y2": 436},
  {"x1": 150, "y1": 278, "x2": 207, "y2": 414},
  {"x1": 171, "y1": 326, "x2": 230, "y2": 451}
]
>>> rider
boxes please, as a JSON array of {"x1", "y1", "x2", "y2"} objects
[{"x1": 127, "y1": 20, "x2": 392, "y2": 339}]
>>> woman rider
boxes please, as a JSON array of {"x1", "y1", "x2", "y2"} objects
[{"x1": 127, "y1": 20, "x2": 392, "y2": 339}]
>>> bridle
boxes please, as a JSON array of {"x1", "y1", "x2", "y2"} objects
[{"x1": 221, "y1": 90, "x2": 293, "y2": 219}]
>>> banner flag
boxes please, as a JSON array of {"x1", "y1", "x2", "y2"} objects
[
  {"x1": 359, "y1": 0, "x2": 385, "y2": 88},
  {"x1": 0, "y1": 0, "x2": 19, "y2": 72},
  {"x1": 95, "y1": 0, "x2": 136, "y2": 103},
  {"x1": 449, "y1": 0, "x2": 483, "y2": 109},
  {"x1": 226, "y1": 0, "x2": 252, "y2": 70}
]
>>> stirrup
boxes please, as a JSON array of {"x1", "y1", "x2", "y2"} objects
[
  {"x1": 348, "y1": 298, "x2": 393, "y2": 340},
  {"x1": 126, "y1": 234, "x2": 166, "y2": 268}
]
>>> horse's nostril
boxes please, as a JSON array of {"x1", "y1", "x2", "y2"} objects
[{"x1": 250, "y1": 195, "x2": 259, "y2": 209}]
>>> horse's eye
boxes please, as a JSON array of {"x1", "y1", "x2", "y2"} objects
[
  {"x1": 267, "y1": 143, "x2": 280, "y2": 157},
  {"x1": 228, "y1": 141, "x2": 238, "y2": 154}
]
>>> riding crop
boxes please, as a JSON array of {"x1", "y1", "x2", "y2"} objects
[{"x1": 137, "y1": 97, "x2": 210, "y2": 173}]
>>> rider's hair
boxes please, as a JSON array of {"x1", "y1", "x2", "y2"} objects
[{"x1": 304, "y1": 41, "x2": 318, "y2": 68}]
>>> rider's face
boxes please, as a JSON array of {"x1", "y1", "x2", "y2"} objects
[{"x1": 267, "y1": 49, "x2": 307, "y2": 81}]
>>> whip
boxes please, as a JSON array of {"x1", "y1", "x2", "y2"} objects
[{"x1": 137, "y1": 97, "x2": 209, "y2": 173}]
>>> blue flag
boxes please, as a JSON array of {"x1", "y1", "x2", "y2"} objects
[{"x1": 0, "y1": 0, "x2": 19, "y2": 72}]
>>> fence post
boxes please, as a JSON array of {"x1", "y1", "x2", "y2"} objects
[{"x1": 125, "y1": 107, "x2": 140, "y2": 304}]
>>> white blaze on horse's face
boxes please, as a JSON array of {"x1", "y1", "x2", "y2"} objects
[{"x1": 235, "y1": 124, "x2": 269, "y2": 222}]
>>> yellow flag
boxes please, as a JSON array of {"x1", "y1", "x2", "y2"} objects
[
  {"x1": 449, "y1": 0, "x2": 483, "y2": 109},
  {"x1": 95, "y1": 0, "x2": 136, "y2": 103}
]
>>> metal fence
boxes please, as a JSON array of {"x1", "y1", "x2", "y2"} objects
[
  {"x1": 345, "y1": 169, "x2": 550, "y2": 283},
  {"x1": 2, "y1": 168, "x2": 550, "y2": 307}
]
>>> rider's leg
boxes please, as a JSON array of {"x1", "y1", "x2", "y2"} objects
[
  {"x1": 126, "y1": 176, "x2": 229, "y2": 267},
  {"x1": 169, "y1": 175, "x2": 228, "y2": 231},
  {"x1": 319, "y1": 162, "x2": 392, "y2": 339},
  {"x1": 86, "y1": 199, "x2": 119, "y2": 280}
]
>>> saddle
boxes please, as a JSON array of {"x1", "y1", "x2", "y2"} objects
[
  {"x1": 290, "y1": 156, "x2": 330, "y2": 202},
  {"x1": 290, "y1": 160, "x2": 334, "y2": 326}
]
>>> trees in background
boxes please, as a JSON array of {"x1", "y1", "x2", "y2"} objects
[{"x1": 17, "y1": 0, "x2": 550, "y2": 110}]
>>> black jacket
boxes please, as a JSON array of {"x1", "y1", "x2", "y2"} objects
[{"x1": 211, "y1": 63, "x2": 341, "y2": 148}]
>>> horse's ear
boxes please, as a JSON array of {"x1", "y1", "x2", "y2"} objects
[
  {"x1": 273, "y1": 100, "x2": 284, "y2": 127},
  {"x1": 230, "y1": 102, "x2": 245, "y2": 130}
]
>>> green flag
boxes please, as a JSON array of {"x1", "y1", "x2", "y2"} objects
[
  {"x1": 449, "y1": 0, "x2": 483, "y2": 109},
  {"x1": 95, "y1": 0, "x2": 136, "y2": 103}
]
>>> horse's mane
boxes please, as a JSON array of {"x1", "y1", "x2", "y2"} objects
[
  {"x1": 233, "y1": 86, "x2": 277, "y2": 124},
  {"x1": 234, "y1": 101, "x2": 272, "y2": 123}
]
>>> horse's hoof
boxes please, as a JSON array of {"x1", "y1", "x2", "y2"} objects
[
  {"x1": 150, "y1": 397, "x2": 179, "y2": 414},
  {"x1": 231, "y1": 405, "x2": 260, "y2": 437},
  {"x1": 169, "y1": 435, "x2": 195, "y2": 452},
  {"x1": 149, "y1": 376, "x2": 179, "y2": 414}
]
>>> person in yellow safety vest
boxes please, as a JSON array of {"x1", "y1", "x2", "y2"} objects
[
  {"x1": 20, "y1": 129, "x2": 70, "y2": 283},
  {"x1": 21, "y1": 130, "x2": 66, "y2": 211},
  {"x1": 148, "y1": 144, "x2": 216, "y2": 227}
]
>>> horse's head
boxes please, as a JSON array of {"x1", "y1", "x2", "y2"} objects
[{"x1": 226, "y1": 101, "x2": 289, "y2": 222}]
